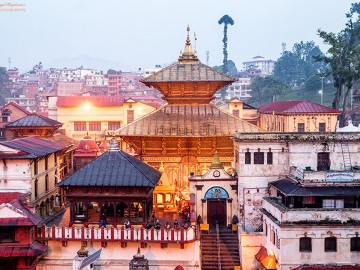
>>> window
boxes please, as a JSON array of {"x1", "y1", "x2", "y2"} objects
[
  {"x1": 245, "y1": 152, "x2": 251, "y2": 164},
  {"x1": 267, "y1": 152, "x2": 273, "y2": 164},
  {"x1": 325, "y1": 237, "x2": 337, "y2": 252},
  {"x1": 351, "y1": 237, "x2": 360, "y2": 251},
  {"x1": 89, "y1": 122, "x2": 101, "y2": 131},
  {"x1": 127, "y1": 110, "x2": 134, "y2": 124},
  {"x1": 319, "y1": 123, "x2": 326, "y2": 132},
  {"x1": 34, "y1": 179, "x2": 38, "y2": 198},
  {"x1": 108, "y1": 121, "x2": 121, "y2": 130},
  {"x1": 74, "y1": 121, "x2": 86, "y2": 131},
  {"x1": 45, "y1": 156, "x2": 48, "y2": 170},
  {"x1": 45, "y1": 174, "x2": 49, "y2": 192},
  {"x1": 323, "y1": 199, "x2": 344, "y2": 209},
  {"x1": 232, "y1": 110, "x2": 239, "y2": 118},
  {"x1": 254, "y1": 152, "x2": 265, "y2": 164},
  {"x1": 299, "y1": 237, "x2": 312, "y2": 252},
  {"x1": 317, "y1": 152, "x2": 330, "y2": 171},
  {"x1": 298, "y1": 123, "x2": 305, "y2": 132},
  {"x1": 0, "y1": 227, "x2": 15, "y2": 243}
]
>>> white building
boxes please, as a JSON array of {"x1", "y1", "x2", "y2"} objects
[
  {"x1": 225, "y1": 78, "x2": 252, "y2": 101},
  {"x1": 242, "y1": 56, "x2": 275, "y2": 75},
  {"x1": 233, "y1": 132, "x2": 360, "y2": 270}
]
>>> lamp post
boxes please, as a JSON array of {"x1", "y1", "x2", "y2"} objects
[
  {"x1": 318, "y1": 89, "x2": 323, "y2": 105},
  {"x1": 318, "y1": 76, "x2": 324, "y2": 105}
]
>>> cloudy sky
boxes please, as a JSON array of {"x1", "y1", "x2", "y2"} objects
[{"x1": 0, "y1": 0, "x2": 356, "y2": 72}]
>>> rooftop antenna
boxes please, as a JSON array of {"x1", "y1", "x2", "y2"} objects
[
  {"x1": 194, "y1": 32, "x2": 197, "y2": 52},
  {"x1": 206, "y1": 51, "x2": 209, "y2": 66},
  {"x1": 8, "y1": 57, "x2": 11, "y2": 70}
]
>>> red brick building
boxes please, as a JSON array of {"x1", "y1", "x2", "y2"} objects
[{"x1": 0, "y1": 192, "x2": 47, "y2": 269}]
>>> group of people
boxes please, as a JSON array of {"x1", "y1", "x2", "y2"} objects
[{"x1": 144, "y1": 219, "x2": 190, "y2": 230}]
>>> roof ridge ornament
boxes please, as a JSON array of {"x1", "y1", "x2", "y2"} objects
[{"x1": 178, "y1": 25, "x2": 199, "y2": 64}]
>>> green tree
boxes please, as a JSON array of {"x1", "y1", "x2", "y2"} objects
[
  {"x1": 218, "y1": 15, "x2": 234, "y2": 74},
  {"x1": 304, "y1": 75, "x2": 322, "y2": 92},
  {"x1": 248, "y1": 75, "x2": 290, "y2": 106},
  {"x1": 316, "y1": 2, "x2": 360, "y2": 125},
  {"x1": 273, "y1": 41, "x2": 323, "y2": 85},
  {"x1": 213, "y1": 60, "x2": 238, "y2": 77}
]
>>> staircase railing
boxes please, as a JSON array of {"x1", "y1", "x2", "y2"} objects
[{"x1": 216, "y1": 222, "x2": 221, "y2": 270}]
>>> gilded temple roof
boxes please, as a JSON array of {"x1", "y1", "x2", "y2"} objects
[{"x1": 117, "y1": 104, "x2": 264, "y2": 137}]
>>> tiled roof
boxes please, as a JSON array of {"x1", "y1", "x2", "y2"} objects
[
  {"x1": 56, "y1": 96, "x2": 125, "y2": 107},
  {"x1": 117, "y1": 104, "x2": 264, "y2": 136},
  {"x1": 270, "y1": 178, "x2": 360, "y2": 196},
  {"x1": 258, "y1": 100, "x2": 342, "y2": 114},
  {"x1": 58, "y1": 150, "x2": 161, "y2": 187},
  {"x1": 141, "y1": 62, "x2": 236, "y2": 83},
  {"x1": 0, "y1": 136, "x2": 65, "y2": 158},
  {"x1": 0, "y1": 241, "x2": 47, "y2": 257},
  {"x1": 6, "y1": 113, "x2": 62, "y2": 128}
]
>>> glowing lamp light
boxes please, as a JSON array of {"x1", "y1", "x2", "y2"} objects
[{"x1": 83, "y1": 102, "x2": 92, "y2": 111}]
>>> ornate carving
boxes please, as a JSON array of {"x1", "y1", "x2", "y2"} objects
[
  {"x1": 181, "y1": 83, "x2": 185, "y2": 96},
  {"x1": 211, "y1": 137, "x2": 216, "y2": 154},
  {"x1": 162, "y1": 138, "x2": 166, "y2": 155},
  {"x1": 197, "y1": 137, "x2": 201, "y2": 154},
  {"x1": 177, "y1": 138, "x2": 182, "y2": 154},
  {"x1": 141, "y1": 138, "x2": 146, "y2": 154}
]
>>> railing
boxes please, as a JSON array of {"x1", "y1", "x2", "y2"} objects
[
  {"x1": 36, "y1": 225, "x2": 196, "y2": 246},
  {"x1": 263, "y1": 197, "x2": 360, "y2": 223},
  {"x1": 216, "y1": 223, "x2": 221, "y2": 270}
]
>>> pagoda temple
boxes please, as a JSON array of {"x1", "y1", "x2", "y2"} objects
[{"x1": 116, "y1": 27, "x2": 264, "y2": 194}]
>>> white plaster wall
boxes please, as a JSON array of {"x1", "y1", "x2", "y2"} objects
[
  {"x1": 37, "y1": 240, "x2": 200, "y2": 270},
  {"x1": 263, "y1": 214, "x2": 360, "y2": 270},
  {"x1": 0, "y1": 159, "x2": 31, "y2": 192}
]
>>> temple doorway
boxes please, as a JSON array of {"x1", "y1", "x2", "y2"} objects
[{"x1": 207, "y1": 199, "x2": 227, "y2": 227}]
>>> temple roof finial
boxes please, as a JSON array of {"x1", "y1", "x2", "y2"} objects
[{"x1": 178, "y1": 25, "x2": 198, "y2": 64}]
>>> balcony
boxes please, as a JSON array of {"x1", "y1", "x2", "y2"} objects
[
  {"x1": 262, "y1": 197, "x2": 360, "y2": 224},
  {"x1": 36, "y1": 225, "x2": 197, "y2": 248},
  {"x1": 289, "y1": 166, "x2": 360, "y2": 185}
]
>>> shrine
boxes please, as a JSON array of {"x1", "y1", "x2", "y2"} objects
[
  {"x1": 116, "y1": 27, "x2": 264, "y2": 209},
  {"x1": 58, "y1": 138, "x2": 161, "y2": 226}
]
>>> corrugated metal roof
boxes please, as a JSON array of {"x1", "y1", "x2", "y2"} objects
[
  {"x1": 58, "y1": 150, "x2": 161, "y2": 187},
  {"x1": 141, "y1": 62, "x2": 236, "y2": 83},
  {"x1": 117, "y1": 104, "x2": 264, "y2": 136},
  {"x1": 270, "y1": 178, "x2": 360, "y2": 196},
  {"x1": 56, "y1": 96, "x2": 125, "y2": 107},
  {"x1": 0, "y1": 136, "x2": 65, "y2": 158},
  {"x1": 6, "y1": 113, "x2": 62, "y2": 128},
  {"x1": 259, "y1": 100, "x2": 342, "y2": 114}
]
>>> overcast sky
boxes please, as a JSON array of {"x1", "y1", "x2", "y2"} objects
[{"x1": 0, "y1": 0, "x2": 356, "y2": 72}]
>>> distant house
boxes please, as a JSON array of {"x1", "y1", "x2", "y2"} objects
[
  {"x1": 258, "y1": 100, "x2": 342, "y2": 132},
  {"x1": 0, "y1": 102, "x2": 30, "y2": 141}
]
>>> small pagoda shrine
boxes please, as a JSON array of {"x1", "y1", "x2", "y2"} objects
[
  {"x1": 117, "y1": 27, "x2": 263, "y2": 193},
  {"x1": 58, "y1": 137, "x2": 161, "y2": 225}
]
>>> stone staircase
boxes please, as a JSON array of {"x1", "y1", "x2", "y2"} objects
[{"x1": 200, "y1": 226, "x2": 240, "y2": 270}]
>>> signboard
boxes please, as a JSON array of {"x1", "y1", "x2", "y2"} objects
[
  {"x1": 200, "y1": 224, "x2": 209, "y2": 231},
  {"x1": 325, "y1": 171, "x2": 354, "y2": 182}
]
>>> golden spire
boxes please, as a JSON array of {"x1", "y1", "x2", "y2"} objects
[
  {"x1": 178, "y1": 25, "x2": 199, "y2": 64},
  {"x1": 210, "y1": 152, "x2": 224, "y2": 169}
]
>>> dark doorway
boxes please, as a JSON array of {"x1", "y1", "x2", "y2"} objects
[
  {"x1": 317, "y1": 152, "x2": 330, "y2": 171},
  {"x1": 207, "y1": 199, "x2": 227, "y2": 227}
]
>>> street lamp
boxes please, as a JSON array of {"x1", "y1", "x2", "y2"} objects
[{"x1": 318, "y1": 89, "x2": 323, "y2": 105}]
